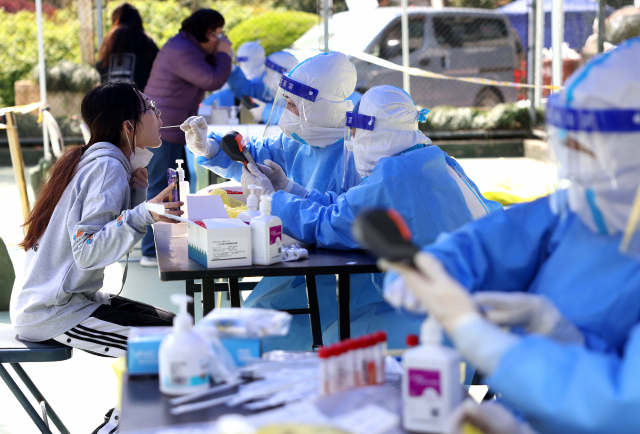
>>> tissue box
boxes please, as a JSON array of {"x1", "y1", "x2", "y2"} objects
[
  {"x1": 220, "y1": 337, "x2": 262, "y2": 366},
  {"x1": 127, "y1": 327, "x2": 172, "y2": 375},
  {"x1": 187, "y1": 195, "x2": 252, "y2": 268}
]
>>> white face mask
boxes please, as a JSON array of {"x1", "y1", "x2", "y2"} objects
[
  {"x1": 277, "y1": 97, "x2": 351, "y2": 148},
  {"x1": 278, "y1": 109, "x2": 304, "y2": 142},
  {"x1": 125, "y1": 121, "x2": 154, "y2": 171}
]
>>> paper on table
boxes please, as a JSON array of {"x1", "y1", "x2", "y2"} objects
[{"x1": 331, "y1": 404, "x2": 400, "y2": 434}]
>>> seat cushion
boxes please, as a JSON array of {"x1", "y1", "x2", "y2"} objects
[{"x1": 0, "y1": 324, "x2": 72, "y2": 363}]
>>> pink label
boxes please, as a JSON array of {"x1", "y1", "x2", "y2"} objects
[
  {"x1": 269, "y1": 225, "x2": 282, "y2": 245},
  {"x1": 408, "y1": 369, "x2": 441, "y2": 397}
]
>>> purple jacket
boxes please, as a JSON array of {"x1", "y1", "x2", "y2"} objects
[{"x1": 145, "y1": 31, "x2": 231, "y2": 144}]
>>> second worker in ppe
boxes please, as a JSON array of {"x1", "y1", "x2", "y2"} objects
[
  {"x1": 384, "y1": 37, "x2": 640, "y2": 434},
  {"x1": 241, "y1": 85, "x2": 501, "y2": 349}
]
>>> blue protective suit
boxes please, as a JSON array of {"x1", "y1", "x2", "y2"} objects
[
  {"x1": 202, "y1": 68, "x2": 270, "y2": 107},
  {"x1": 487, "y1": 326, "x2": 640, "y2": 434},
  {"x1": 247, "y1": 146, "x2": 502, "y2": 350},
  {"x1": 424, "y1": 193, "x2": 640, "y2": 354}
]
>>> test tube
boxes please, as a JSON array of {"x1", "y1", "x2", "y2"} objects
[
  {"x1": 365, "y1": 335, "x2": 377, "y2": 385},
  {"x1": 318, "y1": 347, "x2": 330, "y2": 396},
  {"x1": 342, "y1": 339, "x2": 356, "y2": 389},
  {"x1": 353, "y1": 337, "x2": 366, "y2": 386},
  {"x1": 328, "y1": 345, "x2": 340, "y2": 394},
  {"x1": 374, "y1": 331, "x2": 387, "y2": 384}
]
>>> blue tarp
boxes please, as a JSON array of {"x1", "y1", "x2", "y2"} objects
[{"x1": 498, "y1": 0, "x2": 613, "y2": 51}]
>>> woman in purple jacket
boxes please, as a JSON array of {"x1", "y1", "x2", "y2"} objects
[{"x1": 141, "y1": 9, "x2": 232, "y2": 266}]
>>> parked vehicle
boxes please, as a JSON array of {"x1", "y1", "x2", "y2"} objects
[{"x1": 288, "y1": 7, "x2": 519, "y2": 108}]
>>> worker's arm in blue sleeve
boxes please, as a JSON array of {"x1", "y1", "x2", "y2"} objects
[
  {"x1": 424, "y1": 194, "x2": 561, "y2": 293},
  {"x1": 486, "y1": 325, "x2": 640, "y2": 434},
  {"x1": 226, "y1": 67, "x2": 268, "y2": 101},
  {"x1": 271, "y1": 187, "x2": 361, "y2": 250},
  {"x1": 302, "y1": 189, "x2": 340, "y2": 207},
  {"x1": 197, "y1": 132, "x2": 287, "y2": 182}
]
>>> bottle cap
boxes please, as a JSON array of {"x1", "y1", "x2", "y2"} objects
[
  {"x1": 377, "y1": 331, "x2": 387, "y2": 343},
  {"x1": 170, "y1": 293, "x2": 194, "y2": 332},
  {"x1": 247, "y1": 185, "x2": 261, "y2": 209},
  {"x1": 175, "y1": 159, "x2": 185, "y2": 182},
  {"x1": 406, "y1": 334, "x2": 419, "y2": 347},
  {"x1": 318, "y1": 347, "x2": 329, "y2": 359},
  {"x1": 259, "y1": 195, "x2": 272, "y2": 214}
]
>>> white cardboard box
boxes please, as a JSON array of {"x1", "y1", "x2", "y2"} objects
[{"x1": 165, "y1": 195, "x2": 252, "y2": 268}]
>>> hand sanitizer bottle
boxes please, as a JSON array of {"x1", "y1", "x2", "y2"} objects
[
  {"x1": 402, "y1": 316, "x2": 463, "y2": 433},
  {"x1": 250, "y1": 195, "x2": 282, "y2": 265},
  {"x1": 237, "y1": 185, "x2": 261, "y2": 224},
  {"x1": 159, "y1": 294, "x2": 210, "y2": 396},
  {"x1": 175, "y1": 159, "x2": 190, "y2": 218}
]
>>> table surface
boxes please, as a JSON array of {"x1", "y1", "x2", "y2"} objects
[{"x1": 155, "y1": 223, "x2": 380, "y2": 281}]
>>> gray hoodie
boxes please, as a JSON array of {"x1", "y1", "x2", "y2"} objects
[{"x1": 10, "y1": 142, "x2": 156, "y2": 342}]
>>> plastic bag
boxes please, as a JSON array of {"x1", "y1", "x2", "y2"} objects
[
  {"x1": 194, "y1": 327, "x2": 239, "y2": 383},
  {"x1": 208, "y1": 188, "x2": 248, "y2": 218},
  {"x1": 199, "y1": 308, "x2": 292, "y2": 338}
]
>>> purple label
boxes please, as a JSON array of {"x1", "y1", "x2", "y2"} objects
[
  {"x1": 269, "y1": 225, "x2": 282, "y2": 245},
  {"x1": 408, "y1": 369, "x2": 441, "y2": 397}
]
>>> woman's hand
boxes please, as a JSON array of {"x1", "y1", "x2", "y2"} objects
[
  {"x1": 148, "y1": 183, "x2": 184, "y2": 223},
  {"x1": 132, "y1": 167, "x2": 149, "y2": 190}
]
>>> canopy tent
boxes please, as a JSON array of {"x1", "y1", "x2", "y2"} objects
[{"x1": 498, "y1": 0, "x2": 613, "y2": 50}]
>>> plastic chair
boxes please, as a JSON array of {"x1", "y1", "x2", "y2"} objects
[{"x1": 0, "y1": 324, "x2": 72, "y2": 434}]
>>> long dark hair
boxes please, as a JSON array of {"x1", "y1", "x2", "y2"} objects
[
  {"x1": 20, "y1": 82, "x2": 145, "y2": 251},
  {"x1": 98, "y1": 3, "x2": 155, "y2": 68},
  {"x1": 181, "y1": 9, "x2": 225, "y2": 43}
]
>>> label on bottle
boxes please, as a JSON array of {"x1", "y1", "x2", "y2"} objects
[
  {"x1": 269, "y1": 225, "x2": 283, "y2": 259},
  {"x1": 162, "y1": 358, "x2": 209, "y2": 389},
  {"x1": 408, "y1": 369, "x2": 441, "y2": 396},
  {"x1": 210, "y1": 237, "x2": 249, "y2": 261},
  {"x1": 252, "y1": 224, "x2": 282, "y2": 263}
]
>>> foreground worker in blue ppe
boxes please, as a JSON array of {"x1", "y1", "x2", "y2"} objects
[
  {"x1": 202, "y1": 41, "x2": 267, "y2": 108},
  {"x1": 241, "y1": 85, "x2": 501, "y2": 349},
  {"x1": 385, "y1": 37, "x2": 640, "y2": 434},
  {"x1": 183, "y1": 52, "x2": 366, "y2": 351}
]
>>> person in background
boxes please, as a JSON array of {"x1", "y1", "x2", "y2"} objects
[
  {"x1": 384, "y1": 37, "x2": 640, "y2": 434},
  {"x1": 96, "y1": 3, "x2": 159, "y2": 91},
  {"x1": 10, "y1": 81, "x2": 182, "y2": 434},
  {"x1": 141, "y1": 8, "x2": 232, "y2": 267},
  {"x1": 240, "y1": 85, "x2": 501, "y2": 349},
  {"x1": 202, "y1": 48, "x2": 299, "y2": 124}
]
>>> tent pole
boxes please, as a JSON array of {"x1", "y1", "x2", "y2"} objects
[
  {"x1": 401, "y1": 0, "x2": 410, "y2": 95},
  {"x1": 597, "y1": 0, "x2": 605, "y2": 53},
  {"x1": 552, "y1": 0, "x2": 564, "y2": 92},
  {"x1": 528, "y1": 0, "x2": 536, "y2": 125},
  {"x1": 534, "y1": 0, "x2": 544, "y2": 108},
  {"x1": 35, "y1": 0, "x2": 49, "y2": 161}
]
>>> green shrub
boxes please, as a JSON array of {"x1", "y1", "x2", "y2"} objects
[
  {"x1": 28, "y1": 61, "x2": 99, "y2": 93},
  {"x1": 419, "y1": 101, "x2": 545, "y2": 132},
  {"x1": 0, "y1": 8, "x2": 80, "y2": 106},
  {"x1": 227, "y1": 11, "x2": 318, "y2": 56}
]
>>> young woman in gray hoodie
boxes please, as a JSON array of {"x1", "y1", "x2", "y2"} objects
[{"x1": 11, "y1": 81, "x2": 184, "y2": 356}]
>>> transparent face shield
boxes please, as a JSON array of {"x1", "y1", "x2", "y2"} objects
[
  {"x1": 546, "y1": 94, "x2": 640, "y2": 256},
  {"x1": 263, "y1": 74, "x2": 317, "y2": 141},
  {"x1": 263, "y1": 59, "x2": 288, "y2": 100},
  {"x1": 342, "y1": 111, "x2": 376, "y2": 191}
]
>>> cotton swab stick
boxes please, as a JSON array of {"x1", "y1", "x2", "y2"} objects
[{"x1": 160, "y1": 125, "x2": 182, "y2": 129}]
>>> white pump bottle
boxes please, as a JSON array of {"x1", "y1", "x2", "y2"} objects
[
  {"x1": 237, "y1": 185, "x2": 261, "y2": 224},
  {"x1": 249, "y1": 195, "x2": 283, "y2": 265},
  {"x1": 159, "y1": 294, "x2": 210, "y2": 396},
  {"x1": 175, "y1": 159, "x2": 190, "y2": 218},
  {"x1": 402, "y1": 316, "x2": 463, "y2": 433}
]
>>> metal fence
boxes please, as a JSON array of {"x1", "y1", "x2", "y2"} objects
[{"x1": 2, "y1": 0, "x2": 638, "y2": 140}]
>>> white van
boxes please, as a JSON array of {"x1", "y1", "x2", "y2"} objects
[{"x1": 288, "y1": 7, "x2": 519, "y2": 108}]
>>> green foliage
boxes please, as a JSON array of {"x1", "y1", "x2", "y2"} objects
[
  {"x1": 227, "y1": 10, "x2": 318, "y2": 56},
  {"x1": 29, "y1": 61, "x2": 99, "y2": 93},
  {"x1": 105, "y1": 0, "x2": 192, "y2": 47},
  {"x1": 0, "y1": 8, "x2": 80, "y2": 106},
  {"x1": 420, "y1": 102, "x2": 545, "y2": 132}
]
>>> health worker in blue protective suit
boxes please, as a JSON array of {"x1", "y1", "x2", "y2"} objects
[
  {"x1": 182, "y1": 52, "x2": 364, "y2": 351},
  {"x1": 384, "y1": 38, "x2": 640, "y2": 434},
  {"x1": 201, "y1": 50, "x2": 300, "y2": 125},
  {"x1": 240, "y1": 85, "x2": 502, "y2": 350},
  {"x1": 201, "y1": 41, "x2": 266, "y2": 109}
]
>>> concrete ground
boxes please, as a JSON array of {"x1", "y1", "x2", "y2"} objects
[{"x1": 0, "y1": 157, "x2": 555, "y2": 433}]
